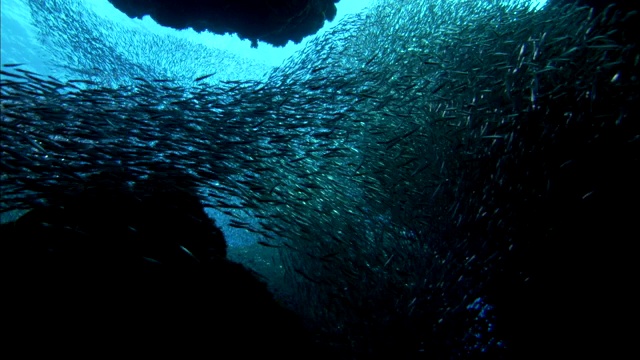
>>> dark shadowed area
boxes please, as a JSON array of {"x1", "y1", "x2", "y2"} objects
[
  {"x1": 107, "y1": 0, "x2": 339, "y2": 47},
  {"x1": 2, "y1": 164, "x2": 319, "y2": 358},
  {"x1": 550, "y1": 0, "x2": 639, "y2": 12}
]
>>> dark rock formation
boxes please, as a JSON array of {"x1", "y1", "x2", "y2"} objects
[
  {"x1": 2, "y1": 164, "x2": 315, "y2": 357},
  {"x1": 107, "y1": 0, "x2": 339, "y2": 47}
]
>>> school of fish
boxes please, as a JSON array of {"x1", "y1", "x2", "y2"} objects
[{"x1": 1, "y1": 0, "x2": 638, "y2": 357}]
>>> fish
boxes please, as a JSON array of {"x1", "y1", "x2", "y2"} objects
[
  {"x1": 257, "y1": 241, "x2": 280, "y2": 248},
  {"x1": 1, "y1": 0, "x2": 635, "y2": 356},
  {"x1": 194, "y1": 73, "x2": 215, "y2": 82},
  {"x1": 2, "y1": 63, "x2": 26, "y2": 68}
]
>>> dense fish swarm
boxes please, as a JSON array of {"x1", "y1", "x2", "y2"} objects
[
  {"x1": 21, "y1": 0, "x2": 270, "y2": 85},
  {"x1": 2, "y1": 0, "x2": 638, "y2": 358}
]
